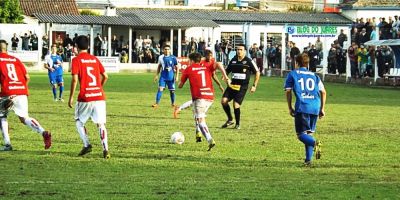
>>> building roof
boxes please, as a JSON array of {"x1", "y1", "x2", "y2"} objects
[
  {"x1": 117, "y1": 8, "x2": 352, "y2": 25},
  {"x1": 19, "y1": 0, "x2": 80, "y2": 16},
  {"x1": 34, "y1": 13, "x2": 219, "y2": 28}
]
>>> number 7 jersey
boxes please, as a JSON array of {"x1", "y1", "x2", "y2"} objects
[
  {"x1": 0, "y1": 53, "x2": 29, "y2": 96},
  {"x1": 284, "y1": 67, "x2": 324, "y2": 115},
  {"x1": 71, "y1": 52, "x2": 106, "y2": 102}
]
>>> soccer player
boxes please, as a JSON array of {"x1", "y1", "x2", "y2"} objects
[
  {"x1": 221, "y1": 43, "x2": 260, "y2": 129},
  {"x1": 284, "y1": 53, "x2": 326, "y2": 166},
  {"x1": 68, "y1": 35, "x2": 110, "y2": 159},
  {"x1": 152, "y1": 45, "x2": 179, "y2": 107},
  {"x1": 0, "y1": 39, "x2": 52, "y2": 151},
  {"x1": 44, "y1": 45, "x2": 64, "y2": 101},
  {"x1": 174, "y1": 50, "x2": 226, "y2": 142},
  {"x1": 178, "y1": 52, "x2": 229, "y2": 151}
]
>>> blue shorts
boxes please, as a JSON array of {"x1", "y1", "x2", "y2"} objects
[
  {"x1": 294, "y1": 113, "x2": 318, "y2": 134},
  {"x1": 159, "y1": 76, "x2": 175, "y2": 90},
  {"x1": 49, "y1": 74, "x2": 64, "y2": 85}
]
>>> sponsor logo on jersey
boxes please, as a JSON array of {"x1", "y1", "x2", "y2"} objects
[
  {"x1": 242, "y1": 61, "x2": 247, "y2": 64},
  {"x1": 0, "y1": 58, "x2": 16, "y2": 62},
  {"x1": 81, "y1": 59, "x2": 97, "y2": 63},
  {"x1": 232, "y1": 61, "x2": 237, "y2": 64}
]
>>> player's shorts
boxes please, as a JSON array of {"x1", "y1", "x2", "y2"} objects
[
  {"x1": 75, "y1": 100, "x2": 106, "y2": 124},
  {"x1": 7, "y1": 95, "x2": 29, "y2": 118},
  {"x1": 192, "y1": 99, "x2": 213, "y2": 119},
  {"x1": 222, "y1": 86, "x2": 248, "y2": 105},
  {"x1": 49, "y1": 73, "x2": 63, "y2": 85},
  {"x1": 294, "y1": 113, "x2": 318, "y2": 134},
  {"x1": 158, "y1": 76, "x2": 175, "y2": 90}
]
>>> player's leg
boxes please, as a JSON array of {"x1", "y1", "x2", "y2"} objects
[
  {"x1": 57, "y1": 76, "x2": 64, "y2": 101},
  {"x1": 295, "y1": 113, "x2": 315, "y2": 165},
  {"x1": 309, "y1": 115, "x2": 321, "y2": 159},
  {"x1": 75, "y1": 102, "x2": 92, "y2": 156},
  {"x1": 232, "y1": 88, "x2": 247, "y2": 129},
  {"x1": 191, "y1": 105, "x2": 201, "y2": 142},
  {"x1": 221, "y1": 88, "x2": 234, "y2": 128},
  {"x1": 194, "y1": 99, "x2": 215, "y2": 151},
  {"x1": 167, "y1": 81, "x2": 176, "y2": 106},
  {"x1": 14, "y1": 95, "x2": 52, "y2": 149},
  {"x1": 0, "y1": 117, "x2": 12, "y2": 151},
  {"x1": 173, "y1": 100, "x2": 193, "y2": 118},
  {"x1": 92, "y1": 101, "x2": 109, "y2": 159},
  {"x1": 153, "y1": 78, "x2": 166, "y2": 107},
  {"x1": 49, "y1": 74, "x2": 58, "y2": 101}
]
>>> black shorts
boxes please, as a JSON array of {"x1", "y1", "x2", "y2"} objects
[{"x1": 222, "y1": 86, "x2": 248, "y2": 105}]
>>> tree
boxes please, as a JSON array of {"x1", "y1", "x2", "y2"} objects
[
  {"x1": 0, "y1": 0, "x2": 24, "y2": 23},
  {"x1": 80, "y1": 10, "x2": 100, "y2": 16}
]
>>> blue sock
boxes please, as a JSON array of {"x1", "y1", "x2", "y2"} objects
[
  {"x1": 298, "y1": 133, "x2": 316, "y2": 162},
  {"x1": 59, "y1": 86, "x2": 64, "y2": 98},
  {"x1": 156, "y1": 90, "x2": 163, "y2": 104},
  {"x1": 52, "y1": 87, "x2": 57, "y2": 99},
  {"x1": 170, "y1": 90, "x2": 175, "y2": 105}
]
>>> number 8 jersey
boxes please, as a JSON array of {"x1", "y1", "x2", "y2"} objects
[
  {"x1": 0, "y1": 53, "x2": 28, "y2": 96},
  {"x1": 284, "y1": 67, "x2": 324, "y2": 115},
  {"x1": 71, "y1": 52, "x2": 106, "y2": 102}
]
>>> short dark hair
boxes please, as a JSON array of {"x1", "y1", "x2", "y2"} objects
[
  {"x1": 204, "y1": 49, "x2": 212, "y2": 56},
  {"x1": 0, "y1": 40, "x2": 8, "y2": 45},
  {"x1": 236, "y1": 43, "x2": 246, "y2": 50},
  {"x1": 189, "y1": 53, "x2": 202, "y2": 63},
  {"x1": 75, "y1": 35, "x2": 89, "y2": 50},
  {"x1": 296, "y1": 53, "x2": 309, "y2": 68},
  {"x1": 163, "y1": 45, "x2": 171, "y2": 49}
]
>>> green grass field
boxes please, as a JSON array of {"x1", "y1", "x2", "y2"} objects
[{"x1": 0, "y1": 73, "x2": 399, "y2": 199}]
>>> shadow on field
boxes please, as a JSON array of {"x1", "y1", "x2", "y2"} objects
[{"x1": 108, "y1": 114, "x2": 171, "y2": 119}]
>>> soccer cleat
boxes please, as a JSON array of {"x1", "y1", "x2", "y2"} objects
[
  {"x1": 42, "y1": 131, "x2": 52, "y2": 149},
  {"x1": 221, "y1": 120, "x2": 234, "y2": 128},
  {"x1": 195, "y1": 131, "x2": 202, "y2": 143},
  {"x1": 103, "y1": 150, "x2": 110, "y2": 159},
  {"x1": 54, "y1": 98, "x2": 58, "y2": 102},
  {"x1": 78, "y1": 144, "x2": 92, "y2": 156},
  {"x1": 303, "y1": 160, "x2": 312, "y2": 167},
  {"x1": 234, "y1": 124, "x2": 241, "y2": 129},
  {"x1": 207, "y1": 139, "x2": 216, "y2": 151},
  {"x1": 173, "y1": 106, "x2": 180, "y2": 119},
  {"x1": 1, "y1": 144, "x2": 13, "y2": 151},
  {"x1": 58, "y1": 98, "x2": 64, "y2": 102},
  {"x1": 151, "y1": 103, "x2": 158, "y2": 108},
  {"x1": 171, "y1": 104, "x2": 176, "y2": 107},
  {"x1": 315, "y1": 140, "x2": 322, "y2": 160}
]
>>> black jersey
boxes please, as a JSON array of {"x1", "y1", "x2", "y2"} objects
[{"x1": 226, "y1": 56, "x2": 259, "y2": 87}]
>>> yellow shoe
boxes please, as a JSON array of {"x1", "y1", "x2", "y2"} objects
[
  {"x1": 103, "y1": 150, "x2": 110, "y2": 159},
  {"x1": 152, "y1": 103, "x2": 158, "y2": 108},
  {"x1": 195, "y1": 131, "x2": 202, "y2": 143},
  {"x1": 315, "y1": 140, "x2": 322, "y2": 160},
  {"x1": 207, "y1": 139, "x2": 216, "y2": 151}
]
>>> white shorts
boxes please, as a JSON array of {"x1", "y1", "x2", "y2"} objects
[
  {"x1": 10, "y1": 95, "x2": 29, "y2": 118},
  {"x1": 192, "y1": 99, "x2": 213, "y2": 119},
  {"x1": 75, "y1": 101, "x2": 106, "y2": 124}
]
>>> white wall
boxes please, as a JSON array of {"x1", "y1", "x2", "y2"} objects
[{"x1": 0, "y1": 24, "x2": 42, "y2": 51}]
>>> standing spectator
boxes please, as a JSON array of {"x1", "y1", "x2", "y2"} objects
[
  {"x1": 308, "y1": 44, "x2": 319, "y2": 72},
  {"x1": 365, "y1": 46, "x2": 375, "y2": 77},
  {"x1": 20, "y1": 33, "x2": 30, "y2": 51},
  {"x1": 357, "y1": 45, "x2": 369, "y2": 77},
  {"x1": 111, "y1": 35, "x2": 118, "y2": 56},
  {"x1": 11, "y1": 33, "x2": 19, "y2": 50},
  {"x1": 381, "y1": 46, "x2": 394, "y2": 76},
  {"x1": 336, "y1": 44, "x2": 346, "y2": 75},
  {"x1": 72, "y1": 33, "x2": 78, "y2": 45},
  {"x1": 63, "y1": 34, "x2": 73, "y2": 48},
  {"x1": 370, "y1": 26, "x2": 378, "y2": 41},
  {"x1": 358, "y1": 28, "x2": 369, "y2": 45},
  {"x1": 188, "y1": 37, "x2": 197, "y2": 54},
  {"x1": 55, "y1": 34, "x2": 63, "y2": 47},
  {"x1": 181, "y1": 36, "x2": 188, "y2": 57},
  {"x1": 275, "y1": 44, "x2": 282, "y2": 69},
  {"x1": 214, "y1": 40, "x2": 222, "y2": 62},
  {"x1": 348, "y1": 42, "x2": 359, "y2": 78},
  {"x1": 380, "y1": 18, "x2": 390, "y2": 39},
  {"x1": 256, "y1": 45, "x2": 264, "y2": 74},
  {"x1": 118, "y1": 35, "x2": 124, "y2": 53},
  {"x1": 266, "y1": 44, "x2": 276, "y2": 68},
  {"x1": 338, "y1": 29, "x2": 347, "y2": 47},
  {"x1": 289, "y1": 42, "x2": 300, "y2": 70},
  {"x1": 31, "y1": 34, "x2": 38, "y2": 51},
  {"x1": 42, "y1": 34, "x2": 49, "y2": 59},
  {"x1": 351, "y1": 28, "x2": 360, "y2": 45},
  {"x1": 134, "y1": 35, "x2": 143, "y2": 61},
  {"x1": 197, "y1": 38, "x2": 205, "y2": 56},
  {"x1": 327, "y1": 44, "x2": 337, "y2": 74},
  {"x1": 94, "y1": 33, "x2": 102, "y2": 56},
  {"x1": 101, "y1": 36, "x2": 108, "y2": 56}
]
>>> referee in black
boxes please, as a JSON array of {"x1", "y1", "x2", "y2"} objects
[{"x1": 221, "y1": 43, "x2": 260, "y2": 129}]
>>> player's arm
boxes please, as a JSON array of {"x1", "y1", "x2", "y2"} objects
[
  {"x1": 212, "y1": 72, "x2": 224, "y2": 92},
  {"x1": 285, "y1": 89, "x2": 295, "y2": 117},
  {"x1": 24, "y1": 74, "x2": 30, "y2": 85},
  {"x1": 319, "y1": 81, "x2": 327, "y2": 119},
  {"x1": 250, "y1": 60, "x2": 261, "y2": 93},
  {"x1": 174, "y1": 64, "x2": 179, "y2": 83},
  {"x1": 178, "y1": 72, "x2": 187, "y2": 88},
  {"x1": 43, "y1": 58, "x2": 54, "y2": 72},
  {"x1": 154, "y1": 63, "x2": 161, "y2": 83},
  {"x1": 101, "y1": 72, "x2": 108, "y2": 86},
  {"x1": 68, "y1": 74, "x2": 78, "y2": 108}
]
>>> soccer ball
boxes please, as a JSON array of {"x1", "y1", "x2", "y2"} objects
[{"x1": 170, "y1": 132, "x2": 185, "y2": 144}]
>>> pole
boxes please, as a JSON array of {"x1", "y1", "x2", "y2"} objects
[{"x1": 108, "y1": 26, "x2": 112, "y2": 57}]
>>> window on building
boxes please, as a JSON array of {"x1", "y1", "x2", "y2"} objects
[
  {"x1": 165, "y1": 0, "x2": 185, "y2": 6},
  {"x1": 221, "y1": 32, "x2": 243, "y2": 49}
]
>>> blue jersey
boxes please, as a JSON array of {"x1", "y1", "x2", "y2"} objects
[
  {"x1": 45, "y1": 54, "x2": 63, "y2": 76},
  {"x1": 158, "y1": 55, "x2": 178, "y2": 81},
  {"x1": 284, "y1": 67, "x2": 324, "y2": 115}
]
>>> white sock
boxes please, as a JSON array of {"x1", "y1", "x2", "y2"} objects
[
  {"x1": 98, "y1": 124, "x2": 108, "y2": 151},
  {"x1": 179, "y1": 100, "x2": 193, "y2": 111},
  {"x1": 198, "y1": 122, "x2": 212, "y2": 143},
  {"x1": 24, "y1": 117, "x2": 45, "y2": 135},
  {"x1": 1, "y1": 118, "x2": 10, "y2": 145},
  {"x1": 76, "y1": 120, "x2": 90, "y2": 147}
]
